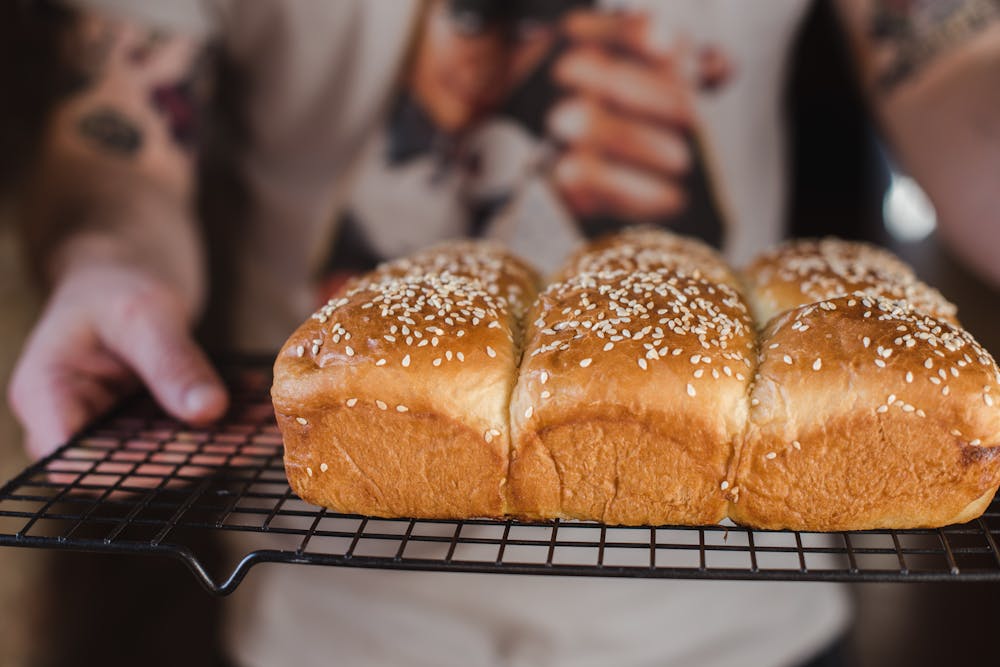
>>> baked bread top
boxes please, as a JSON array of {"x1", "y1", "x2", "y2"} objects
[
  {"x1": 272, "y1": 240, "x2": 539, "y2": 431},
  {"x1": 556, "y1": 226, "x2": 737, "y2": 285},
  {"x1": 513, "y1": 254, "x2": 755, "y2": 440},
  {"x1": 743, "y1": 237, "x2": 958, "y2": 326}
]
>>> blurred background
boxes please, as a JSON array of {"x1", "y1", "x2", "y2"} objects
[{"x1": 1, "y1": 1, "x2": 998, "y2": 665}]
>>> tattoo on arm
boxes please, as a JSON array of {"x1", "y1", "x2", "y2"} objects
[
  {"x1": 870, "y1": 0, "x2": 1000, "y2": 92},
  {"x1": 77, "y1": 107, "x2": 144, "y2": 156},
  {"x1": 62, "y1": 16, "x2": 209, "y2": 158},
  {"x1": 150, "y1": 51, "x2": 209, "y2": 152}
]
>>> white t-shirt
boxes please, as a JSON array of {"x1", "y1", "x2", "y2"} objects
[{"x1": 73, "y1": 1, "x2": 850, "y2": 665}]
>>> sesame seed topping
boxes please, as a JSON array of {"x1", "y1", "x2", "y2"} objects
[
  {"x1": 484, "y1": 430, "x2": 494, "y2": 443},
  {"x1": 375, "y1": 400, "x2": 387, "y2": 410},
  {"x1": 875, "y1": 359, "x2": 886, "y2": 368},
  {"x1": 638, "y1": 358, "x2": 648, "y2": 370},
  {"x1": 971, "y1": 439, "x2": 982, "y2": 446},
  {"x1": 924, "y1": 358, "x2": 934, "y2": 369},
  {"x1": 792, "y1": 440, "x2": 802, "y2": 450},
  {"x1": 686, "y1": 383, "x2": 696, "y2": 397},
  {"x1": 540, "y1": 371, "x2": 549, "y2": 384},
  {"x1": 905, "y1": 371, "x2": 913, "y2": 383},
  {"x1": 986, "y1": 394, "x2": 995, "y2": 407},
  {"x1": 580, "y1": 358, "x2": 593, "y2": 368},
  {"x1": 863, "y1": 337, "x2": 871, "y2": 348},
  {"x1": 783, "y1": 355, "x2": 793, "y2": 365},
  {"x1": 432, "y1": 358, "x2": 442, "y2": 367},
  {"x1": 486, "y1": 346, "x2": 496, "y2": 358},
  {"x1": 524, "y1": 406, "x2": 533, "y2": 419},
  {"x1": 540, "y1": 390, "x2": 551, "y2": 399},
  {"x1": 720, "y1": 480, "x2": 730, "y2": 491},
  {"x1": 346, "y1": 398, "x2": 357, "y2": 407},
  {"x1": 765, "y1": 452, "x2": 777, "y2": 460},
  {"x1": 812, "y1": 359, "x2": 822, "y2": 371},
  {"x1": 345, "y1": 346, "x2": 355, "y2": 357},
  {"x1": 319, "y1": 463, "x2": 328, "y2": 472},
  {"x1": 295, "y1": 417, "x2": 308, "y2": 425},
  {"x1": 306, "y1": 467, "x2": 313, "y2": 477},
  {"x1": 296, "y1": 345, "x2": 305, "y2": 357},
  {"x1": 396, "y1": 405, "x2": 408, "y2": 412},
  {"x1": 375, "y1": 358, "x2": 386, "y2": 366},
  {"x1": 401, "y1": 354, "x2": 411, "y2": 367},
  {"x1": 876, "y1": 405, "x2": 888, "y2": 414}
]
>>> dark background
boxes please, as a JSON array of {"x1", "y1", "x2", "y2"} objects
[{"x1": 0, "y1": 1, "x2": 998, "y2": 665}]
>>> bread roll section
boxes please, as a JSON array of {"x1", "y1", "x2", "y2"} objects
[
  {"x1": 508, "y1": 232, "x2": 755, "y2": 525},
  {"x1": 271, "y1": 241, "x2": 539, "y2": 519},
  {"x1": 742, "y1": 238, "x2": 958, "y2": 327},
  {"x1": 730, "y1": 295, "x2": 1000, "y2": 530}
]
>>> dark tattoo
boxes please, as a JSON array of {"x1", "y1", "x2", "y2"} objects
[
  {"x1": 870, "y1": 0, "x2": 1000, "y2": 92},
  {"x1": 151, "y1": 77, "x2": 201, "y2": 151},
  {"x1": 77, "y1": 107, "x2": 144, "y2": 156}
]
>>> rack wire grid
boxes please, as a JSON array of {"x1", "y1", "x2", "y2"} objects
[{"x1": 2, "y1": 357, "x2": 1000, "y2": 595}]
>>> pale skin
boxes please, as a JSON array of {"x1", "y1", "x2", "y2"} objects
[{"x1": 8, "y1": 3, "x2": 1000, "y2": 458}]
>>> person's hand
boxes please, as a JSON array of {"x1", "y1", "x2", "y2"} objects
[
  {"x1": 7, "y1": 261, "x2": 228, "y2": 460},
  {"x1": 548, "y1": 10, "x2": 732, "y2": 221}
]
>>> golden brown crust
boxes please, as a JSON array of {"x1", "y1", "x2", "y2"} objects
[
  {"x1": 272, "y1": 241, "x2": 540, "y2": 519},
  {"x1": 557, "y1": 226, "x2": 737, "y2": 285},
  {"x1": 742, "y1": 237, "x2": 958, "y2": 327},
  {"x1": 730, "y1": 295, "x2": 1000, "y2": 530},
  {"x1": 509, "y1": 230, "x2": 755, "y2": 525},
  {"x1": 273, "y1": 231, "x2": 1000, "y2": 531}
]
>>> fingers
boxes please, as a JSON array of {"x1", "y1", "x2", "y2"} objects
[
  {"x1": 100, "y1": 287, "x2": 228, "y2": 425},
  {"x1": 548, "y1": 96, "x2": 690, "y2": 176},
  {"x1": 7, "y1": 308, "x2": 131, "y2": 458},
  {"x1": 561, "y1": 10, "x2": 667, "y2": 63},
  {"x1": 554, "y1": 46, "x2": 693, "y2": 127},
  {"x1": 9, "y1": 363, "x2": 114, "y2": 459},
  {"x1": 552, "y1": 148, "x2": 686, "y2": 220}
]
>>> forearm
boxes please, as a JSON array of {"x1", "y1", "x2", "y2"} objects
[
  {"x1": 837, "y1": 0, "x2": 1000, "y2": 287},
  {"x1": 23, "y1": 10, "x2": 208, "y2": 315},
  {"x1": 25, "y1": 152, "x2": 205, "y2": 319}
]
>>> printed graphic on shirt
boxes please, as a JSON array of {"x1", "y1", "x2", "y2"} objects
[{"x1": 324, "y1": 0, "x2": 734, "y2": 296}]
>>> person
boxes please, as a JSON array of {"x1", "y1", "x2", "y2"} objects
[{"x1": 7, "y1": 1, "x2": 1000, "y2": 665}]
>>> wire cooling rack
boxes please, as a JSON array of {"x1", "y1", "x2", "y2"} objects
[{"x1": 3, "y1": 358, "x2": 1000, "y2": 595}]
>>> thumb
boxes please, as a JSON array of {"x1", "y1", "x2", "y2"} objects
[{"x1": 100, "y1": 296, "x2": 229, "y2": 424}]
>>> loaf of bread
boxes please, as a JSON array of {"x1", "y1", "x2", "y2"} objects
[
  {"x1": 273, "y1": 229, "x2": 1000, "y2": 531},
  {"x1": 730, "y1": 295, "x2": 1000, "y2": 530},
  {"x1": 742, "y1": 238, "x2": 958, "y2": 326},
  {"x1": 271, "y1": 240, "x2": 539, "y2": 519},
  {"x1": 508, "y1": 231, "x2": 755, "y2": 525}
]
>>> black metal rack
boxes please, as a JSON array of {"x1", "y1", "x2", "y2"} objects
[{"x1": 2, "y1": 359, "x2": 1000, "y2": 596}]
